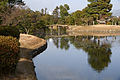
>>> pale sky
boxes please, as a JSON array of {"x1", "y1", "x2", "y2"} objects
[{"x1": 23, "y1": 0, "x2": 120, "y2": 13}]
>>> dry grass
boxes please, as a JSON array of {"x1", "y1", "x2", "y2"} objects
[
  {"x1": 69, "y1": 25, "x2": 120, "y2": 30},
  {"x1": 68, "y1": 25, "x2": 120, "y2": 36}
]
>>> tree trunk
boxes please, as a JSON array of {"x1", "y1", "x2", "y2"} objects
[
  {"x1": 25, "y1": 28, "x2": 29, "y2": 34},
  {"x1": 115, "y1": 22, "x2": 117, "y2": 25},
  {"x1": 112, "y1": 21, "x2": 113, "y2": 25},
  {"x1": 93, "y1": 21, "x2": 95, "y2": 25},
  {"x1": 75, "y1": 21, "x2": 77, "y2": 26}
]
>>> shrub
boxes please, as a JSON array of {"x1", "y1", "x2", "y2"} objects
[
  {"x1": 106, "y1": 22, "x2": 112, "y2": 25},
  {"x1": 0, "y1": 26, "x2": 20, "y2": 39},
  {"x1": 0, "y1": 36, "x2": 19, "y2": 74}
]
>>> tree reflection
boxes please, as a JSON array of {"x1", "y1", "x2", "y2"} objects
[
  {"x1": 52, "y1": 38, "x2": 59, "y2": 48},
  {"x1": 69, "y1": 36, "x2": 112, "y2": 72},
  {"x1": 60, "y1": 37, "x2": 70, "y2": 50},
  {"x1": 69, "y1": 36, "x2": 93, "y2": 49},
  {"x1": 83, "y1": 41, "x2": 112, "y2": 72},
  {"x1": 50, "y1": 36, "x2": 112, "y2": 72},
  {"x1": 52, "y1": 37, "x2": 70, "y2": 50}
]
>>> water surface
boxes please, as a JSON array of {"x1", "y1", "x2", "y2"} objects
[{"x1": 33, "y1": 36, "x2": 120, "y2": 80}]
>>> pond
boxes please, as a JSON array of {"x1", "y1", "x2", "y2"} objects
[{"x1": 33, "y1": 36, "x2": 120, "y2": 80}]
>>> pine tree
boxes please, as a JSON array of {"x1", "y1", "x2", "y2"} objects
[
  {"x1": 84, "y1": 0, "x2": 112, "y2": 20},
  {"x1": 53, "y1": 6, "x2": 59, "y2": 24},
  {"x1": 59, "y1": 4, "x2": 70, "y2": 24}
]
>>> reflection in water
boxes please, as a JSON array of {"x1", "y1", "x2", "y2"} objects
[
  {"x1": 47, "y1": 26, "x2": 67, "y2": 36},
  {"x1": 34, "y1": 36, "x2": 120, "y2": 80},
  {"x1": 83, "y1": 40, "x2": 112, "y2": 72},
  {"x1": 52, "y1": 38, "x2": 59, "y2": 48},
  {"x1": 52, "y1": 37, "x2": 70, "y2": 50},
  {"x1": 34, "y1": 26, "x2": 67, "y2": 38},
  {"x1": 51, "y1": 36, "x2": 112, "y2": 72},
  {"x1": 60, "y1": 37, "x2": 70, "y2": 50}
]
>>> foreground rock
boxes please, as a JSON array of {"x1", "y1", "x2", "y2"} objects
[{"x1": 15, "y1": 34, "x2": 47, "y2": 80}]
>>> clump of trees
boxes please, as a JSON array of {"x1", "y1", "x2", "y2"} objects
[
  {"x1": 109, "y1": 16, "x2": 120, "y2": 25},
  {"x1": 50, "y1": 0, "x2": 114, "y2": 25},
  {"x1": 0, "y1": 0, "x2": 50, "y2": 34},
  {"x1": 0, "y1": 0, "x2": 24, "y2": 25},
  {"x1": 0, "y1": 0, "x2": 54, "y2": 34},
  {"x1": 0, "y1": 0, "x2": 21, "y2": 74},
  {"x1": 17, "y1": 9, "x2": 44, "y2": 34},
  {"x1": 84, "y1": 0, "x2": 112, "y2": 24},
  {"x1": 1, "y1": 0, "x2": 120, "y2": 35}
]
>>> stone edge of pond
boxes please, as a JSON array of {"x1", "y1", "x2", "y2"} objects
[{"x1": 15, "y1": 34, "x2": 47, "y2": 80}]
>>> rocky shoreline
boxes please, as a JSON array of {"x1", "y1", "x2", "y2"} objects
[{"x1": 9, "y1": 34, "x2": 47, "y2": 80}]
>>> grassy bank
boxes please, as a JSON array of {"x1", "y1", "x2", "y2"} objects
[{"x1": 67, "y1": 25, "x2": 120, "y2": 36}]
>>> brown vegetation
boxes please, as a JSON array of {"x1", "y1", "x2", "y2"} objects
[
  {"x1": 67, "y1": 25, "x2": 120, "y2": 36},
  {"x1": 0, "y1": 36, "x2": 19, "y2": 75}
]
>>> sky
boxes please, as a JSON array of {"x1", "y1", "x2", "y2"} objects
[{"x1": 23, "y1": 0, "x2": 120, "y2": 13}]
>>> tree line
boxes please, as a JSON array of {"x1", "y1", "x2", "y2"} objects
[{"x1": 0, "y1": 0, "x2": 120, "y2": 34}]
